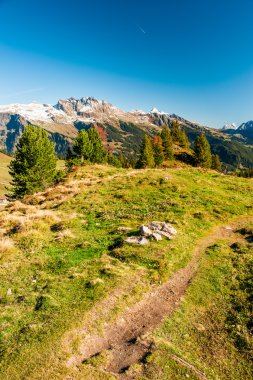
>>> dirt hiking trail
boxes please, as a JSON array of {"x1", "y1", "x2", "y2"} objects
[{"x1": 65, "y1": 216, "x2": 253, "y2": 379}]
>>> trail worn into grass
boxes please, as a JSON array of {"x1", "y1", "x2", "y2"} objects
[{"x1": 66, "y1": 216, "x2": 253, "y2": 378}]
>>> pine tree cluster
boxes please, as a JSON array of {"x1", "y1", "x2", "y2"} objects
[
  {"x1": 67, "y1": 127, "x2": 107, "y2": 168},
  {"x1": 8, "y1": 123, "x2": 223, "y2": 199}
]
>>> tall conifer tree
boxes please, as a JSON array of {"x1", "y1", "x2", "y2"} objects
[
  {"x1": 73, "y1": 130, "x2": 93, "y2": 162},
  {"x1": 212, "y1": 154, "x2": 222, "y2": 172},
  {"x1": 153, "y1": 135, "x2": 165, "y2": 167},
  {"x1": 88, "y1": 127, "x2": 107, "y2": 163},
  {"x1": 8, "y1": 125, "x2": 57, "y2": 198},
  {"x1": 194, "y1": 132, "x2": 212, "y2": 168},
  {"x1": 160, "y1": 124, "x2": 174, "y2": 159},
  {"x1": 136, "y1": 135, "x2": 155, "y2": 168}
]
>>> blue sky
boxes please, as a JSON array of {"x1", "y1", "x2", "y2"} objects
[{"x1": 1, "y1": 0, "x2": 253, "y2": 128}]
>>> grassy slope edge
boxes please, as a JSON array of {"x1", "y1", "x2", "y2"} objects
[{"x1": 0, "y1": 164, "x2": 252, "y2": 379}]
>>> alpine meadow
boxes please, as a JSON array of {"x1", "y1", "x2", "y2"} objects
[{"x1": 0, "y1": 1, "x2": 253, "y2": 380}]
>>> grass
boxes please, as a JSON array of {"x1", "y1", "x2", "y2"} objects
[
  {"x1": 0, "y1": 155, "x2": 65, "y2": 197},
  {"x1": 0, "y1": 153, "x2": 11, "y2": 196},
  {"x1": 0, "y1": 164, "x2": 252, "y2": 379},
  {"x1": 141, "y1": 228, "x2": 253, "y2": 380}
]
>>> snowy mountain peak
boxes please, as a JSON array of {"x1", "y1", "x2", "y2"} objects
[
  {"x1": 222, "y1": 123, "x2": 237, "y2": 130},
  {"x1": 150, "y1": 107, "x2": 167, "y2": 115}
]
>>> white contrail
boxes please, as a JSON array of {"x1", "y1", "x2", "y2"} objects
[
  {"x1": 0, "y1": 87, "x2": 45, "y2": 100},
  {"x1": 136, "y1": 24, "x2": 146, "y2": 34}
]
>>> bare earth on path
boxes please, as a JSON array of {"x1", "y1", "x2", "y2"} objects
[{"x1": 64, "y1": 216, "x2": 253, "y2": 379}]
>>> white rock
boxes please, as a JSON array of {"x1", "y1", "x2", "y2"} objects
[
  {"x1": 140, "y1": 225, "x2": 153, "y2": 236},
  {"x1": 138, "y1": 237, "x2": 150, "y2": 245},
  {"x1": 163, "y1": 224, "x2": 177, "y2": 235},
  {"x1": 158, "y1": 230, "x2": 174, "y2": 240},
  {"x1": 125, "y1": 237, "x2": 140, "y2": 244},
  {"x1": 6, "y1": 288, "x2": 12, "y2": 296},
  {"x1": 151, "y1": 232, "x2": 163, "y2": 241},
  {"x1": 124, "y1": 236, "x2": 149, "y2": 245}
]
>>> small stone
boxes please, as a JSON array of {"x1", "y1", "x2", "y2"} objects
[
  {"x1": 124, "y1": 236, "x2": 149, "y2": 245},
  {"x1": 6, "y1": 288, "x2": 12, "y2": 296},
  {"x1": 151, "y1": 232, "x2": 163, "y2": 241},
  {"x1": 117, "y1": 227, "x2": 133, "y2": 232},
  {"x1": 140, "y1": 225, "x2": 153, "y2": 236},
  {"x1": 150, "y1": 221, "x2": 163, "y2": 230},
  {"x1": 125, "y1": 236, "x2": 141, "y2": 244},
  {"x1": 158, "y1": 230, "x2": 173, "y2": 240},
  {"x1": 138, "y1": 237, "x2": 149, "y2": 245},
  {"x1": 196, "y1": 323, "x2": 206, "y2": 332},
  {"x1": 163, "y1": 224, "x2": 177, "y2": 236}
]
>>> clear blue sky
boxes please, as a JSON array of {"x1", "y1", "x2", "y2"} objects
[{"x1": 1, "y1": 0, "x2": 253, "y2": 128}]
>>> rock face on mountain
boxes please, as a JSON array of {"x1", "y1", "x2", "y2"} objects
[{"x1": 0, "y1": 96, "x2": 253, "y2": 169}]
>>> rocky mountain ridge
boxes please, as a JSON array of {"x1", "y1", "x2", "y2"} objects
[{"x1": 0, "y1": 96, "x2": 253, "y2": 168}]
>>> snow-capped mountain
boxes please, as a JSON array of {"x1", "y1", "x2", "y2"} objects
[
  {"x1": 0, "y1": 96, "x2": 169, "y2": 154},
  {"x1": 1, "y1": 96, "x2": 253, "y2": 169},
  {"x1": 238, "y1": 121, "x2": 253, "y2": 131},
  {"x1": 222, "y1": 123, "x2": 237, "y2": 130}
]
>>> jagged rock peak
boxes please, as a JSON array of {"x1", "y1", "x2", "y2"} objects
[{"x1": 238, "y1": 121, "x2": 253, "y2": 130}]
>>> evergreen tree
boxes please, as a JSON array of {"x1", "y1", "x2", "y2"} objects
[
  {"x1": 87, "y1": 127, "x2": 107, "y2": 163},
  {"x1": 8, "y1": 125, "x2": 57, "y2": 198},
  {"x1": 171, "y1": 121, "x2": 190, "y2": 149},
  {"x1": 107, "y1": 153, "x2": 122, "y2": 167},
  {"x1": 171, "y1": 121, "x2": 181, "y2": 143},
  {"x1": 153, "y1": 135, "x2": 165, "y2": 167},
  {"x1": 179, "y1": 130, "x2": 190, "y2": 149},
  {"x1": 212, "y1": 154, "x2": 222, "y2": 172},
  {"x1": 194, "y1": 132, "x2": 212, "y2": 168},
  {"x1": 160, "y1": 124, "x2": 174, "y2": 159},
  {"x1": 136, "y1": 135, "x2": 155, "y2": 168},
  {"x1": 73, "y1": 130, "x2": 93, "y2": 163}
]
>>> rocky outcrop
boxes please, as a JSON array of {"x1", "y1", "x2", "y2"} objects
[{"x1": 125, "y1": 221, "x2": 177, "y2": 245}]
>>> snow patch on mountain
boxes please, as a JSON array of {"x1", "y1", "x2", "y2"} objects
[
  {"x1": 150, "y1": 107, "x2": 167, "y2": 115},
  {"x1": 222, "y1": 123, "x2": 237, "y2": 130},
  {"x1": 0, "y1": 102, "x2": 71, "y2": 123}
]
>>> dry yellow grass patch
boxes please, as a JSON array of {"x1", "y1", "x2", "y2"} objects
[
  {"x1": 0, "y1": 237, "x2": 15, "y2": 256},
  {"x1": 55, "y1": 229, "x2": 75, "y2": 241}
]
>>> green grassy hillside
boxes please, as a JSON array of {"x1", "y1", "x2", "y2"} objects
[
  {"x1": 0, "y1": 153, "x2": 11, "y2": 196},
  {"x1": 0, "y1": 164, "x2": 252, "y2": 379}
]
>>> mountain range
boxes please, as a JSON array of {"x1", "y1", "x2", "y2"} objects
[{"x1": 0, "y1": 96, "x2": 253, "y2": 169}]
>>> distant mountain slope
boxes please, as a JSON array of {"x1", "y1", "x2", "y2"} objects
[
  {"x1": 222, "y1": 120, "x2": 253, "y2": 146},
  {"x1": 0, "y1": 97, "x2": 253, "y2": 169}
]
